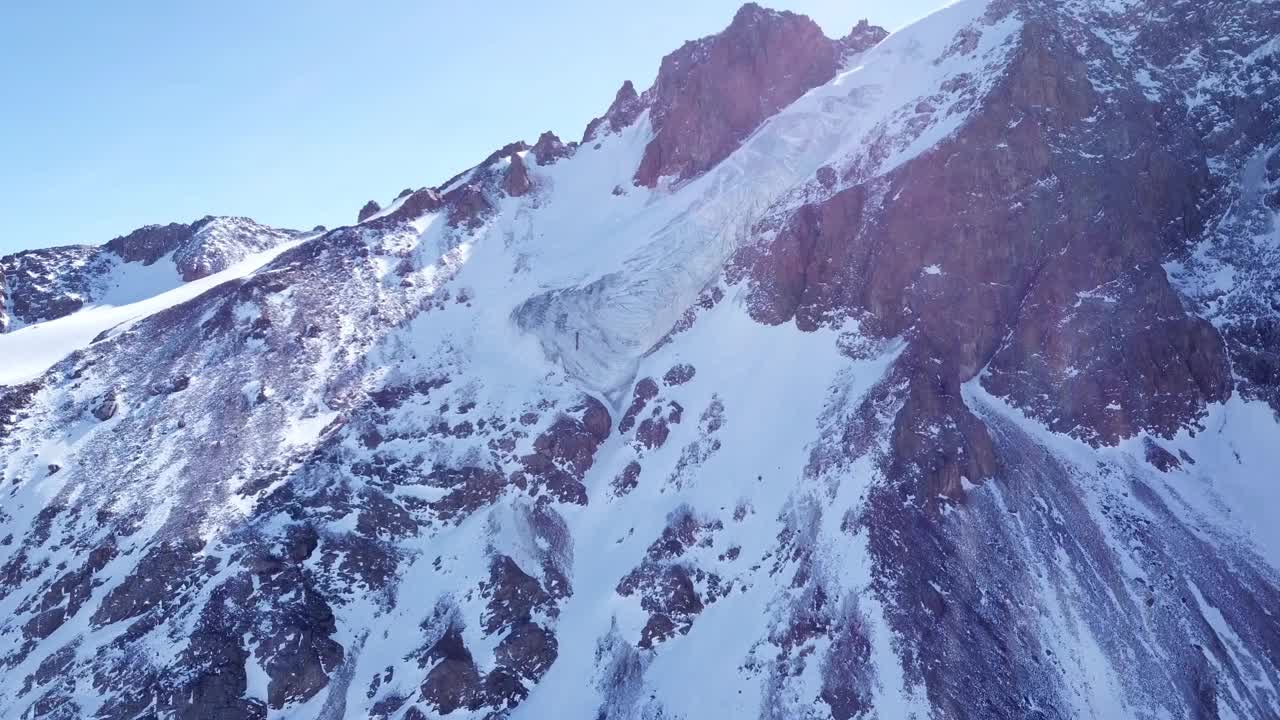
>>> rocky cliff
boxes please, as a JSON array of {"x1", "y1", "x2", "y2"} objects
[
  {"x1": 0, "y1": 216, "x2": 300, "y2": 331},
  {"x1": 0, "y1": 1, "x2": 1278, "y2": 719}
]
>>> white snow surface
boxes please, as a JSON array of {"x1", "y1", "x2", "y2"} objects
[
  {"x1": 511, "y1": 0, "x2": 1019, "y2": 400},
  {"x1": 2, "y1": 1, "x2": 1279, "y2": 718},
  {"x1": 0, "y1": 239, "x2": 307, "y2": 386},
  {"x1": 274, "y1": 5, "x2": 1032, "y2": 714}
]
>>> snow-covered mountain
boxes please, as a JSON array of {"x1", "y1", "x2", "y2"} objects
[
  {"x1": 1, "y1": 1, "x2": 1278, "y2": 718},
  {"x1": 0, "y1": 216, "x2": 303, "y2": 333}
]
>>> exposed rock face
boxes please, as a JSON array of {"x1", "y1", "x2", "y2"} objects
[
  {"x1": 1143, "y1": 438, "x2": 1182, "y2": 472},
  {"x1": 887, "y1": 345, "x2": 998, "y2": 502},
  {"x1": 358, "y1": 200, "x2": 382, "y2": 222},
  {"x1": 502, "y1": 153, "x2": 532, "y2": 197},
  {"x1": 633, "y1": 4, "x2": 870, "y2": 187},
  {"x1": 663, "y1": 363, "x2": 696, "y2": 386},
  {"x1": 0, "y1": 216, "x2": 298, "y2": 330},
  {"x1": 737, "y1": 15, "x2": 1230, "y2": 446},
  {"x1": 418, "y1": 622, "x2": 481, "y2": 713},
  {"x1": 581, "y1": 80, "x2": 646, "y2": 143},
  {"x1": 172, "y1": 216, "x2": 300, "y2": 281},
  {"x1": 0, "y1": 245, "x2": 109, "y2": 327},
  {"x1": 427, "y1": 143, "x2": 550, "y2": 229},
  {"x1": 1228, "y1": 318, "x2": 1280, "y2": 412},
  {"x1": 368, "y1": 188, "x2": 443, "y2": 228},
  {"x1": 616, "y1": 507, "x2": 727, "y2": 648},
  {"x1": 480, "y1": 141, "x2": 531, "y2": 167},
  {"x1": 91, "y1": 390, "x2": 119, "y2": 421},
  {"x1": 1149, "y1": 1, "x2": 1280, "y2": 417},
  {"x1": 839, "y1": 18, "x2": 888, "y2": 54},
  {"x1": 443, "y1": 183, "x2": 492, "y2": 229},
  {"x1": 2, "y1": 2, "x2": 1279, "y2": 719},
  {"x1": 518, "y1": 396, "x2": 611, "y2": 504},
  {"x1": 815, "y1": 164, "x2": 838, "y2": 189},
  {"x1": 530, "y1": 131, "x2": 572, "y2": 165},
  {"x1": 105, "y1": 222, "x2": 194, "y2": 265},
  {"x1": 619, "y1": 377, "x2": 659, "y2": 433}
]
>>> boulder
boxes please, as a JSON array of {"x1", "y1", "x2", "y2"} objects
[{"x1": 92, "y1": 392, "x2": 119, "y2": 421}]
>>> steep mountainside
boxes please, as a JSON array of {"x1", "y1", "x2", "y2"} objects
[
  {"x1": 0, "y1": 1, "x2": 1278, "y2": 719},
  {"x1": 0, "y1": 216, "x2": 301, "y2": 332}
]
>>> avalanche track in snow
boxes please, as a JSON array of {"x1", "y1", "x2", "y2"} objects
[{"x1": 513, "y1": 3, "x2": 1019, "y2": 400}]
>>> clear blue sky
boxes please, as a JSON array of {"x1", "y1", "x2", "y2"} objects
[{"x1": 0, "y1": 1, "x2": 946, "y2": 254}]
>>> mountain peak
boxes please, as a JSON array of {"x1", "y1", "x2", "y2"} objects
[
  {"x1": 581, "y1": 80, "x2": 646, "y2": 143},
  {"x1": 633, "y1": 4, "x2": 878, "y2": 187},
  {"x1": 0, "y1": 215, "x2": 298, "y2": 331},
  {"x1": 530, "y1": 130, "x2": 573, "y2": 165},
  {"x1": 729, "y1": 1, "x2": 778, "y2": 26},
  {"x1": 4, "y1": 2, "x2": 1280, "y2": 718},
  {"x1": 103, "y1": 215, "x2": 297, "y2": 281},
  {"x1": 175, "y1": 216, "x2": 299, "y2": 281}
]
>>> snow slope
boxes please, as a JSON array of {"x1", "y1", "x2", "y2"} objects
[
  {"x1": 0, "y1": 238, "x2": 308, "y2": 385},
  {"x1": 0, "y1": 1, "x2": 1277, "y2": 719},
  {"x1": 514, "y1": 0, "x2": 1020, "y2": 400}
]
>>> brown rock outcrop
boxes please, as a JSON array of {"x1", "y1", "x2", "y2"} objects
[
  {"x1": 443, "y1": 184, "x2": 492, "y2": 229},
  {"x1": 503, "y1": 153, "x2": 532, "y2": 197},
  {"x1": 371, "y1": 188, "x2": 444, "y2": 227},
  {"x1": 357, "y1": 200, "x2": 382, "y2": 222},
  {"x1": 633, "y1": 4, "x2": 858, "y2": 187},
  {"x1": 737, "y1": 19, "x2": 1229, "y2": 448},
  {"x1": 519, "y1": 396, "x2": 611, "y2": 504},
  {"x1": 105, "y1": 222, "x2": 193, "y2": 265},
  {"x1": 582, "y1": 81, "x2": 646, "y2": 144},
  {"x1": 530, "y1": 131, "x2": 573, "y2": 165}
]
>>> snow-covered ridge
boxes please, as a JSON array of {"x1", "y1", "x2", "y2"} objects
[
  {"x1": 511, "y1": 0, "x2": 1020, "y2": 400},
  {"x1": 0, "y1": 215, "x2": 300, "y2": 338},
  {"x1": 1, "y1": 1, "x2": 1278, "y2": 718},
  {"x1": 0, "y1": 236, "x2": 311, "y2": 386},
  {"x1": 174, "y1": 216, "x2": 302, "y2": 281}
]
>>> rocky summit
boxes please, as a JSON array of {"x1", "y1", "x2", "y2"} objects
[{"x1": 1, "y1": 1, "x2": 1279, "y2": 718}]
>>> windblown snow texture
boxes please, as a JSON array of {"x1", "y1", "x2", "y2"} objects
[{"x1": 1, "y1": 1, "x2": 1278, "y2": 718}]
